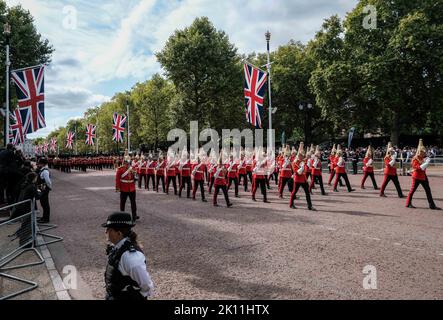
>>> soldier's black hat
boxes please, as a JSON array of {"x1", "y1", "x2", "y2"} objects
[{"x1": 101, "y1": 212, "x2": 136, "y2": 228}]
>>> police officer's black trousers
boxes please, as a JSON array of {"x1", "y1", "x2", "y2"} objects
[
  {"x1": 40, "y1": 190, "x2": 51, "y2": 221},
  {"x1": 179, "y1": 176, "x2": 191, "y2": 198},
  {"x1": 228, "y1": 177, "x2": 239, "y2": 196},
  {"x1": 238, "y1": 173, "x2": 248, "y2": 191},
  {"x1": 166, "y1": 176, "x2": 177, "y2": 194},
  {"x1": 120, "y1": 191, "x2": 137, "y2": 219}
]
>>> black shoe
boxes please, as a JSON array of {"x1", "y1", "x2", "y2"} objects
[
  {"x1": 213, "y1": 203, "x2": 219, "y2": 207},
  {"x1": 290, "y1": 205, "x2": 296, "y2": 209},
  {"x1": 322, "y1": 193, "x2": 328, "y2": 196},
  {"x1": 380, "y1": 194, "x2": 387, "y2": 197},
  {"x1": 202, "y1": 199, "x2": 208, "y2": 202},
  {"x1": 349, "y1": 189, "x2": 355, "y2": 192},
  {"x1": 264, "y1": 200, "x2": 271, "y2": 203},
  {"x1": 235, "y1": 195, "x2": 240, "y2": 198},
  {"x1": 308, "y1": 207, "x2": 317, "y2": 211},
  {"x1": 361, "y1": 186, "x2": 365, "y2": 190},
  {"x1": 406, "y1": 204, "x2": 416, "y2": 209},
  {"x1": 399, "y1": 195, "x2": 405, "y2": 199},
  {"x1": 252, "y1": 198, "x2": 257, "y2": 202},
  {"x1": 227, "y1": 203, "x2": 233, "y2": 208},
  {"x1": 37, "y1": 218, "x2": 49, "y2": 224},
  {"x1": 374, "y1": 187, "x2": 380, "y2": 190},
  {"x1": 430, "y1": 206, "x2": 442, "y2": 210},
  {"x1": 133, "y1": 216, "x2": 140, "y2": 221},
  {"x1": 333, "y1": 189, "x2": 339, "y2": 192}
]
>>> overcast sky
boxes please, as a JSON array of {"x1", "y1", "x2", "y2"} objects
[{"x1": 6, "y1": 0, "x2": 358, "y2": 138}]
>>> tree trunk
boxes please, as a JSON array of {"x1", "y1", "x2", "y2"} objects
[{"x1": 390, "y1": 110, "x2": 400, "y2": 146}]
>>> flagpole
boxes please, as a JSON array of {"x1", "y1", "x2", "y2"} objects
[
  {"x1": 96, "y1": 117, "x2": 99, "y2": 155},
  {"x1": 75, "y1": 125, "x2": 78, "y2": 155},
  {"x1": 4, "y1": 23, "x2": 11, "y2": 146},
  {"x1": 127, "y1": 103, "x2": 130, "y2": 153},
  {"x1": 265, "y1": 31, "x2": 273, "y2": 153}
]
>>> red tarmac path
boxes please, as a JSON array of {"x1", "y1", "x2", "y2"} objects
[{"x1": 47, "y1": 169, "x2": 443, "y2": 299}]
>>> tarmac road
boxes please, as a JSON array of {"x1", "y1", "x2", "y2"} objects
[{"x1": 47, "y1": 169, "x2": 443, "y2": 300}]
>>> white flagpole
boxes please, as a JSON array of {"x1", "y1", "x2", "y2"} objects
[
  {"x1": 265, "y1": 31, "x2": 273, "y2": 154},
  {"x1": 96, "y1": 117, "x2": 99, "y2": 154},
  {"x1": 127, "y1": 103, "x2": 130, "y2": 153},
  {"x1": 5, "y1": 23, "x2": 11, "y2": 146}
]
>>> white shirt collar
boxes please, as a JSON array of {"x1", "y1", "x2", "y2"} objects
[{"x1": 114, "y1": 237, "x2": 129, "y2": 250}]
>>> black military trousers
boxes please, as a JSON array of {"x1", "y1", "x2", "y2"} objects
[
  {"x1": 238, "y1": 173, "x2": 248, "y2": 191},
  {"x1": 120, "y1": 191, "x2": 137, "y2": 219},
  {"x1": 213, "y1": 185, "x2": 230, "y2": 205},
  {"x1": 380, "y1": 175, "x2": 403, "y2": 197},
  {"x1": 227, "y1": 177, "x2": 239, "y2": 196},
  {"x1": 179, "y1": 176, "x2": 191, "y2": 198},
  {"x1": 156, "y1": 176, "x2": 165, "y2": 193},
  {"x1": 166, "y1": 176, "x2": 177, "y2": 194},
  {"x1": 406, "y1": 177, "x2": 436, "y2": 208},
  {"x1": 146, "y1": 174, "x2": 155, "y2": 190}
]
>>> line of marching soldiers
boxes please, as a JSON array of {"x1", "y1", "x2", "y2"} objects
[
  {"x1": 48, "y1": 156, "x2": 117, "y2": 173},
  {"x1": 115, "y1": 139, "x2": 440, "y2": 219}
]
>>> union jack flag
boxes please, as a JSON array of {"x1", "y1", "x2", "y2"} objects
[
  {"x1": 50, "y1": 137, "x2": 57, "y2": 153},
  {"x1": 43, "y1": 142, "x2": 49, "y2": 154},
  {"x1": 66, "y1": 131, "x2": 75, "y2": 149},
  {"x1": 10, "y1": 109, "x2": 26, "y2": 145},
  {"x1": 244, "y1": 63, "x2": 267, "y2": 128},
  {"x1": 85, "y1": 124, "x2": 96, "y2": 146},
  {"x1": 11, "y1": 65, "x2": 46, "y2": 134},
  {"x1": 112, "y1": 112, "x2": 127, "y2": 143}
]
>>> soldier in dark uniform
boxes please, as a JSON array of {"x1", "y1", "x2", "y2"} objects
[
  {"x1": 102, "y1": 212, "x2": 154, "y2": 300},
  {"x1": 351, "y1": 150, "x2": 359, "y2": 175}
]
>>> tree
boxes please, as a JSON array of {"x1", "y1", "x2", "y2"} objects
[
  {"x1": 156, "y1": 17, "x2": 244, "y2": 133},
  {"x1": 131, "y1": 74, "x2": 175, "y2": 150},
  {"x1": 0, "y1": 1, "x2": 54, "y2": 144}
]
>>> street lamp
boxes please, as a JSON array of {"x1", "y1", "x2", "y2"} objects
[
  {"x1": 4, "y1": 22, "x2": 11, "y2": 146},
  {"x1": 298, "y1": 102, "x2": 313, "y2": 145},
  {"x1": 264, "y1": 30, "x2": 273, "y2": 154}
]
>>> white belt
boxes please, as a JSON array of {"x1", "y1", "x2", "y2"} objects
[{"x1": 120, "y1": 179, "x2": 134, "y2": 183}]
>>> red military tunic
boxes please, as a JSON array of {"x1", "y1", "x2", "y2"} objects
[
  {"x1": 214, "y1": 166, "x2": 227, "y2": 186},
  {"x1": 311, "y1": 158, "x2": 322, "y2": 176},
  {"x1": 115, "y1": 165, "x2": 136, "y2": 192},
  {"x1": 335, "y1": 156, "x2": 346, "y2": 174},
  {"x1": 147, "y1": 160, "x2": 156, "y2": 175},
  {"x1": 156, "y1": 160, "x2": 166, "y2": 176},
  {"x1": 280, "y1": 159, "x2": 293, "y2": 179},
  {"x1": 238, "y1": 160, "x2": 247, "y2": 175},
  {"x1": 227, "y1": 162, "x2": 238, "y2": 179},
  {"x1": 363, "y1": 157, "x2": 374, "y2": 173},
  {"x1": 192, "y1": 163, "x2": 206, "y2": 181},
  {"x1": 292, "y1": 160, "x2": 307, "y2": 183},
  {"x1": 166, "y1": 161, "x2": 176, "y2": 177},
  {"x1": 180, "y1": 160, "x2": 191, "y2": 177},
  {"x1": 411, "y1": 158, "x2": 427, "y2": 181},
  {"x1": 384, "y1": 156, "x2": 397, "y2": 176}
]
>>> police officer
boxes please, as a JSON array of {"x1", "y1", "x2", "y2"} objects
[
  {"x1": 37, "y1": 158, "x2": 52, "y2": 223},
  {"x1": 103, "y1": 212, "x2": 154, "y2": 300},
  {"x1": 351, "y1": 150, "x2": 359, "y2": 175}
]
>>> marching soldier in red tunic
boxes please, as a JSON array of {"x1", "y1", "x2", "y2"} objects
[
  {"x1": 380, "y1": 143, "x2": 404, "y2": 198},
  {"x1": 406, "y1": 139, "x2": 441, "y2": 210},
  {"x1": 361, "y1": 145, "x2": 378, "y2": 190},
  {"x1": 333, "y1": 145, "x2": 355, "y2": 193},
  {"x1": 309, "y1": 145, "x2": 326, "y2": 195},
  {"x1": 165, "y1": 151, "x2": 178, "y2": 195},
  {"x1": 252, "y1": 149, "x2": 270, "y2": 203},
  {"x1": 278, "y1": 146, "x2": 293, "y2": 199},
  {"x1": 213, "y1": 157, "x2": 233, "y2": 207},
  {"x1": 289, "y1": 143, "x2": 315, "y2": 210},
  {"x1": 155, "y1": 152, "x2": 166, "y2": 193},
  {"x1": 138, "y1": 155, "x2": 147, "y2": 189},
  {"x1": 146, "y1": 154, "x2": 156, "y2": 191},
  {"x1": 115, "y1": 156, "x2": 139, "y2": 221},
  {"x1": 227, "y1": 154, "x2": 239, "y2": 198},
  {"x1": 192, "y1": 155, "x2": 207, "y2": 202},
  {"x1": 327, "y1": 144, "x2": 337, "y2": 185},
  {"x1": 245, "y1": 149, "x2": 254, "y2": 184},
  {"x1": 179, "y1": 149, "x2": 192, "y2": 198},
  {"x1": 237, "y1": 152, "x2": 249, "y2": 192}
]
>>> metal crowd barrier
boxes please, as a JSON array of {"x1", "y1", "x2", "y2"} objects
[{"x1": 0, "y1": 199, "x2": 44, "y2": 300}]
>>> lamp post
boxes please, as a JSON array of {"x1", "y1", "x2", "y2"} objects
[
  {"x1": 265, "y1": 30, "x2": 273, "y2": 154},
  {"x1": 298, "y1": 103, "x2": 313, "y2": 145},
  {"x1": 4, "y1": 22, "x2": 11, "y2": 146}
]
